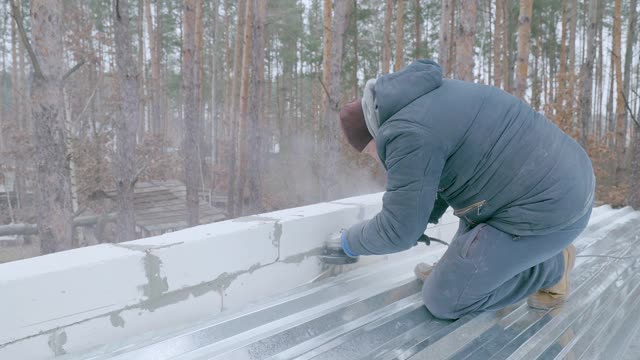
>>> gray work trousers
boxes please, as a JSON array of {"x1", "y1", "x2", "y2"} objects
[{"x1": 422, "y1": 206, "x2": 593, "y2": 320}]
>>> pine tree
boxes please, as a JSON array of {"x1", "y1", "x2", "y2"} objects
[
  {"x1": 11, "y1": 0, "x2": 74, "y2": 253},
  {"x1": 236, "y1": 0, "x2": 254, "y2": 215},
  {"x1": 456, "y1": 0, "x2": 479, "y2": 81},
  {"x1": 321, "y1": 0, "x2": 350, "y2": 200},
  {"x1": 227, "y1": 0, "x2": 246, "y2": 217},
  {"x1": 182, "y1": 0, "x2": 202, "y2": 225},
  {"x1": 113, "y1": 0, "x2": 141, "y2": 241},
  {"x1": 613, "y1": 0, "x2": 625, "y2": 182},
  {"x1": 248, "y1": 0, "x2": 267, "y2": 214},
  {"x1": 579, "y1": 0, "x2": 598, "y2": 146},
  {"x1": 382, "y1": 0, "x2": 392, "y2": 73},
  {"x1": 438, "y1": 0, "x2": 454, "y2": 76},
  {"x1": 493, "y1": 0, "x2": 503, "y2": 88},
  {"x1": 514, "y1": 0, "x2": 533, "y2": 99},
  {"x1": 394, "y1": 0, "x2": 405, "y2": 71}
]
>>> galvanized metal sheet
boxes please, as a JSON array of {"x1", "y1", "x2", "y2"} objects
[{"x1": 78, "y1": 206, "x2": 640, "y2": 360}]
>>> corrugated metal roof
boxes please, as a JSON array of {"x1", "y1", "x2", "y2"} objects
[{"x1": 81, "y1": 205, "x2": 640, "y2": 360}]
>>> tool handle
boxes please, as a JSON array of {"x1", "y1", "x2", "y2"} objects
[{"x1": 417, "y1": 234, "x2": 449, "y2": 246}]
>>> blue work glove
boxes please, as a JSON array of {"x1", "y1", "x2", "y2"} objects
[{"x1": 341, "y1": 231, "x2": 358, "y2": 258}]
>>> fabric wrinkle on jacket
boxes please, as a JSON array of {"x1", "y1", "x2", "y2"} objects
[{"x1": 345, "y1": 59, "x2": 595, "y2": 256}]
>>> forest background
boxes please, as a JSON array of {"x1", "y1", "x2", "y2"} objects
[{"x1": 0, "y1": 0, "x2": 638, "y2": 260}]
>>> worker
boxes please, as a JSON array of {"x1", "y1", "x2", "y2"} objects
[{"x1": 337, "y1": 59, "x2": 595, "y2": 320}]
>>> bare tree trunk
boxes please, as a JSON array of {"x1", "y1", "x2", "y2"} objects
[
  {"x1": 227, "y1": 0, "x2": 246, "y2": 217},
  {"x1": 493, "y1": 0, "x2": 503, "y2": 88},
  {"x1": 221, "y1": 0, "x2": 231, "y2": 165},
  {"x1": 514, "y1": 0, "x2": 532, "y2": 99},
  {"x1": 182, "y1": 0, "x2": 201, "y2": 226},
  {"x1": 62, "y1": 85, "x2": 78, "y2": 214},
  {"x1": 567, "y1": 0, "x2": 578, "y2": 112},
  {"x1": 501, "y1": 0, "x2": 510, "y2": 92},
  {"x1": 195, "y1": 0, "x2": 205, "y2": 190},
  {"x1": 18, "y1": 14, "x2": 27, "y2": 132},
  {"x1": 353, "y1": 0, "x2": 358, "y2": 97},
  {"x1": 449, "y1": 1, "x2": 456, "y2": 72},
  {"x1": 579, "y1": 0, "x2": 598, "y2": 146},
  {"x1": 146, "y1": 0, "x2": 162, "y2": 135},
  {"x1": 10, "y1": 14, "x2": 23, "y2": 213},
  {"x1": 631, "y1": 125, "x2": 640, "y2": 208},
  {"x1": 606, "y1": 47, "x2": 615, "y2": 146},
  {"x1": 382, "y1": 0, "x2": 392, "y2": 73},
  {"x1": 322, "y1": 0, "x2": 333, "y2": 82},
  {"x1": 0, "y1": 12, "x2": 4, "y2": 157},
  {"x1": 455, "y1": 0, "x2": 478, "y2": 81},
  {"x1": 318, "y1": 0, "x2": 333, "y2": 167},
  {"x1": 543, "y1": 46, "x2": 549, "y2": 109},
  {"x1": 438, "y1": 0, "x2": 454, "y2": 76},
  {"x1": 236, "y1": 0, "x2": 254, "y2": 215},
  {"x1": 394, "y1": 0, "x2": 405, "y2": 71},
  {"x1": 490, "y1": 0, "x2": 495, "y2": 85},
  {"x1": 531, "y1": 38, "x2": 541, "y2": 110},
  {"x1": 210, "y1": 0, "x2": 220, "y2": 174},
  {"x1": 157, "y1": 2, "x2": 167, "y2": 136},
  {"x1": 581, "y1": 0, "x2": 586, "y2": 66},
  {"x1": 321, "y1": 0, "x2": 350, "y2": 200},
  {"x1": 613, "y1": 0, "x2": 625, "y2": 181},
  {"x1": 137, "y1": 0, "x2": 146, "y2": 140},
  {"x1": 13, "y1": 0, "x2": 74, "y2": 253},
  {"x1": 623, "y1": 0, "x2": 638, "y2": 135},
  {"x1": 414, "y1": 0, "x2": 422, "y2": 59},
  {"x1": 557, "y1": 0, "x2": 568, "y2": 107},
  {"x1": 112, "y1": 0, "x2": 140, "y2": 242},
  {"x1": 248, "y1": 0, "x2": 267, "y2": 214},
  {"x1": 595, "y1": 0, "x2": 604, "y2": 141}
]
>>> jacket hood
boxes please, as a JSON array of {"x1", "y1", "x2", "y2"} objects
[{"x1": 375, "y1": 59, "x2": 443, "y2": 124}]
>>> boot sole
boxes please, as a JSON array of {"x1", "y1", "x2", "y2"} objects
[
  {"x1": 414, "y1": 262, "x2": 433, "y2": 282},
  {"x1": 526, "y1": 244, "x2": 576, "y2": 310},
  {"x1": 527, "y1": 296, "x2": 566, "y2": 310}
]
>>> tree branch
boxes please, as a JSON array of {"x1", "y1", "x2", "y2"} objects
[
  {"x1": 9, "y1": 0, "x2": 44, "y2": 80},
  {"x1": 317, "y1": 75, "x2": 340, "y2": 109},
  {"x1": 132, "y1": 162, "x2": 149, "y2": 187},
  {"x1": 621, "y1": 91, "x2": 640, "y2": 129},
  {"x1": 63, "y1": 60, "x2": 87, "y2": 82},
  {"x1": 317, "y1": 75, "x2": 331, "y2": 99},
  {"x1": 73, "y1": 75, "x2": 102, "y2": 124},
  {"x1": 116, "y1": 0, "x2": 122, "y2": 21}
]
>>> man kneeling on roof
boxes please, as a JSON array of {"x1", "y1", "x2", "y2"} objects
[{"x1": 338, "y1": 59, "x2": 595, "y2": 320}]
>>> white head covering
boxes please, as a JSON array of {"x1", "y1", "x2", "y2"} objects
[{"x1": 361, "y1": 78, "x2": 380, "y2": 140}]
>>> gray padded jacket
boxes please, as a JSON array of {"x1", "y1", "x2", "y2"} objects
[{"x1": 345, "y1": 59, "x2": 595, "y2": 256}]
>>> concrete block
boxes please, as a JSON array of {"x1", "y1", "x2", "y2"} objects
[
  {"x1": 223, "y1": 256, "x2": 322, "y2": 313},
  {"x1": 0, "y1": 245, "x2": 147, "y2": 345},
  {"x1": 331, "y1": 192, "x2": 384, "y2": 219},
  {"x1": 0, "y1": 291, "x2": 223, "y2": 360},
  {"x1": 121, "y1": 218, "x2": 280, "y2": 295},
  {"x1": 263, "y1": 202, "x2": 363, "y2": 260},
  {"x1": 0, "y1": 333, "x2": 50, "y2": 360},
  {"x1": 0, "y1": 192, "x2": 461, "y2": 359}
]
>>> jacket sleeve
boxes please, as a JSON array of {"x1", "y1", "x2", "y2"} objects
[
  {"x1": 428, "y1": 193, "x2": 449, "y2": 224},
  {"x1": 345, "y1": 120, "x2": 447, "y2": 255}
]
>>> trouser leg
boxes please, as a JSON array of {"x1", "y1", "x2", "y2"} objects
[{"x1": 422, "y1": 208, "x2": 592, "y2": 320}]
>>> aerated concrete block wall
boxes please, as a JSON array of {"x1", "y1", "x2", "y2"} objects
[{"x1": 0, "y1": 193, "x2": 460, "y2": 360}]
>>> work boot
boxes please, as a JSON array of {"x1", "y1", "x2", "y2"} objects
[
  {"x1": 414, "y1": 262, "x2": 434, "y2": 282},
  {"x1": 527, "y1": 244, "x2": 577, "y2": 310}
]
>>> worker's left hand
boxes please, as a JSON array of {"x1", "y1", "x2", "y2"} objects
[
  {"x1": 340, "y1": 231, "x2": 358, "y2": 258},
  {"x1": 319, "y1": 231, "x2": 359, "y2": 265}
]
